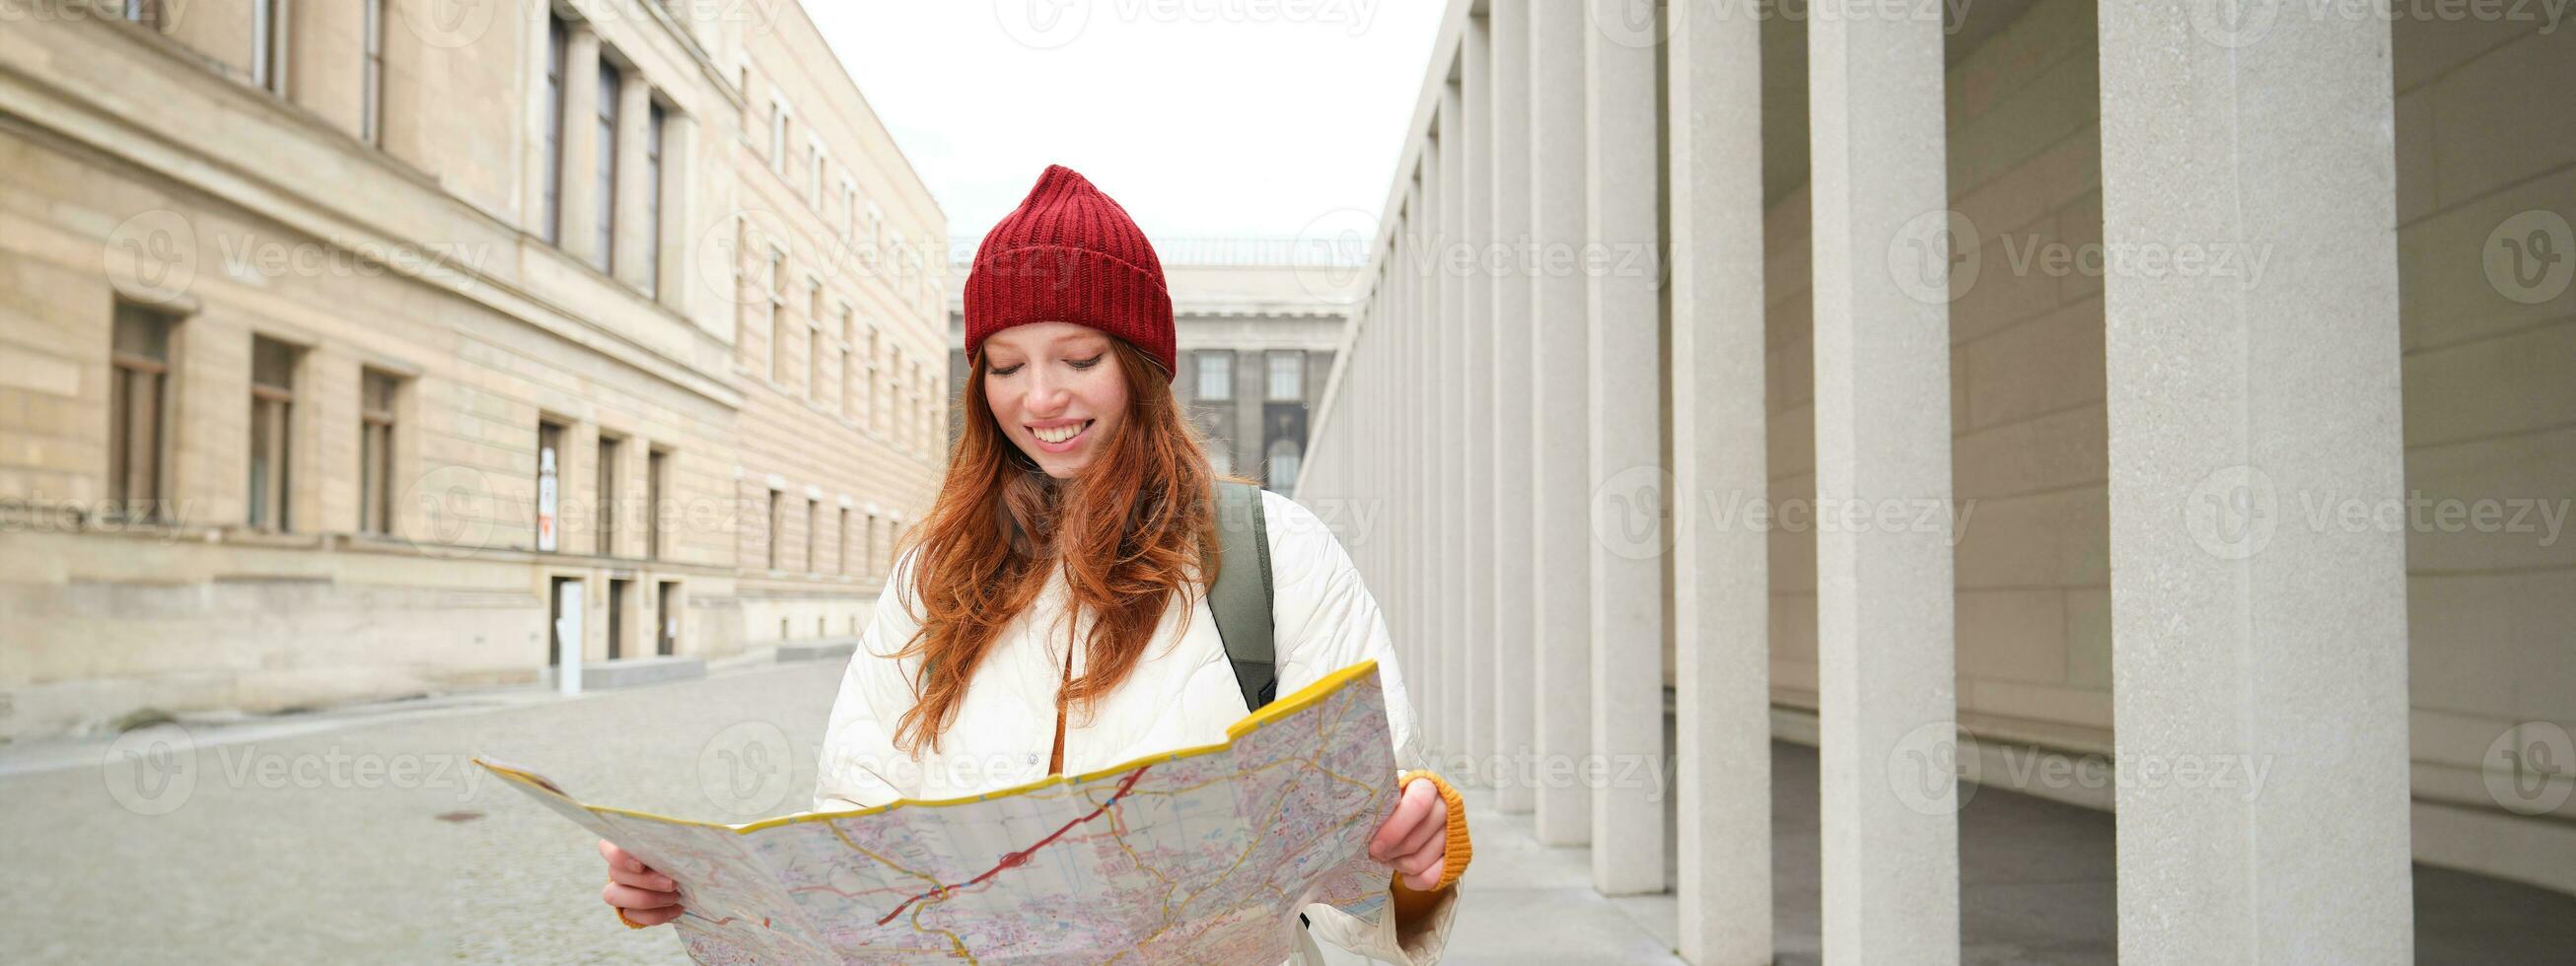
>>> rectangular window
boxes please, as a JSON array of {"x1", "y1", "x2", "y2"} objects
[
  {"x1": 804, "y1": 498, "x2": 819, "y2": 572},
  {"x1": 807, "y1": 283, "x2": 824, "y2": 398},
  {"x1": 359, "y1": 370, "x2": 398, "y2": 535},
  {"x1": 361, "y1": 0, "x2": 386, "y2": 145},
  {"x1": 108, "y1": 303, "x2": 176, "y2": 522},
  {"x1": 808, "y1": 139, "x2": 823, "y2": 201},
  {"x1": 863, "y1": 513, "x2": 878, "y2": 578},
  {"x1": 542, "y1": 15, "x2": 567, "y2": 244},
  {"x1": 766, "y1": 249, "x2": 787, "y2": 381},
  {"x1": 1195, "y1": 351, "x2": 1234, "y2": 401},
  {"x1": 251, "y1": 0, "x2": 287, "y2": 95},
  {"x1": 765, "y1": 489, "x2": 784, "y2": 571},
  {"x1": 121, "y1": 0, "x2": 163, "y2": 28},
  {"x1": 646, "y1": 448, "x2": 668, "y2": 561},
  {"x1": 537, "y1": 420, "x2": 566, "y2": 551},
  {"x1": 840, "y1": 310, "x2": 858, "y2": 420},
  {"x1": 1266, "y1": 351, "x2": 1304, "y2": 402},
  {"x1": 836, "y1": 508, "x2": 850, "y2": 575},
  {"x1": 769, "y1": 102, "x2": 787, "y2": 173},
  {"x1": 596, "y1": 434, "x2": 621, "y2": 556},
  {"x1": 891, "y1": 355, "x2": 908, "y2": 448},
  {"x1": 645, "y1": 103, "x2": 666, "y2": 297},
  {"x1": 866, "y1": 329, "x2": 883, "y2": 434},
  {"x1": 595, "y1": 63, "x2": 620, "y2": 272},
  {"x1": 248, "y1": 336, "x2": 301, "y2": 532}
]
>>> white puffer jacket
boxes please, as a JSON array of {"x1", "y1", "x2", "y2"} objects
[{"x1": 812, "y1": 488, "x2": 1458, "y2": 964}]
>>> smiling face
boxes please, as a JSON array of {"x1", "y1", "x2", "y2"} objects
[{"x1": 979, "y1": 322, "x2": 1130, "y2": 479}]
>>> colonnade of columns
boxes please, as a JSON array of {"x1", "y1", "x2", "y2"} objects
[{"x1": 1293, "y1": 1, "x2": 2417, "y2": 962}]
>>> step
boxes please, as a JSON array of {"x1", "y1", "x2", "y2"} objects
[
  {"x1": 543, "y1": 655, "x2": 707, "y2": 690},
  {"x1": 776, "y1": 638, "x2": 860, "y2": 663}
]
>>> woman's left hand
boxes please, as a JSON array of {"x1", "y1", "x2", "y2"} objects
[{"x1": 1368, "y1": 777, "x2": 1451, "y2": 891}]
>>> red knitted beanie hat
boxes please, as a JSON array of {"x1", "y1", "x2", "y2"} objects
[{"x1": 963, "y1": 165, "x2": 1177, "y2": 379}]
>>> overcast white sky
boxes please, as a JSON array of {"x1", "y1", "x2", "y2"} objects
[{"x1": 803, "y1": 1, "x2": 1447, "y2": 254}]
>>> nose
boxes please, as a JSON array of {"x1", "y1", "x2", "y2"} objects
[{"x1": 1025, "y1": 367, "x2": 1072, "y2": 416}]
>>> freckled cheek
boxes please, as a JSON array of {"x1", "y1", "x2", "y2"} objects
[{"x1": 985, "y1": 384, "x2": 1023, "y2": 424}]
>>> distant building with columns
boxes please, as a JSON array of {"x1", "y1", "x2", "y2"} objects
[
  {"x1": 950, "y1": 259, "x2": 1354, "y2": 498},
  {"x1": 1290, "y1": 1, "x2": 2576, "y2": 963}
]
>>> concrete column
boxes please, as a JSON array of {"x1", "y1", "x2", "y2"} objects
[
  {"x1": 1438, "y1": 79, "x2": 1467, "y2": 761},
  {"x1": 2099, "y1": 6, "x2": 2414, "y2": 963},
  {"x1": 1809, "y1": 1, "x2": 1962, "y2": 960},
  {"x1": 1461, "y1": 14, "x2": 1494, "y2": 783},
  {"x1": 1486, "y1": 0, "x2": 1538, "y2": 815},
  {"x1": 558, "y1": 25, "x2": 603, "y2": 268},
  {"x1": 1528, "y1": 0, "x2": 1592, "y2": 848},
  {"x1": 1398, "y1": 179, "x2": 1423, "y2": 724},
  {"x1": 1583, "y1": 0, "x2": 1666, "y2": 897},
  {"x1": 1669, "y1": 0, "x2": 1771, "y2": 959},
  {"x1": 612, "y1": 71, "x2": 655, "y2": 290},
  {"x1": 1419, "y1": 125, "x2": 1448, "y2": 758}
]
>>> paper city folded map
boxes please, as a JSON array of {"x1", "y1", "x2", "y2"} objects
[{"x1": 477, "y1": 660, "x2": 1400, "y2": 964}]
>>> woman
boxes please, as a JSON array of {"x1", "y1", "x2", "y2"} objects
[{"x1": 598, "y1": 165, "x2": 1467, "y2": 963}]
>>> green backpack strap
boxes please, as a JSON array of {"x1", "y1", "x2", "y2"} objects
[{"x1": 1208, "y1": 481, "x2": 1277, "y2": 712}]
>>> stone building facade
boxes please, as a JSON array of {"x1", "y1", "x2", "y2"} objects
[{"x1": 0, "y1": 1, "x2": 943, "y2": 740}]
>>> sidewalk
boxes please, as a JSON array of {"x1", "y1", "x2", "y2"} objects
[{"x1": 1384, "y1": 738, "x2": 2576, "y2": 966}]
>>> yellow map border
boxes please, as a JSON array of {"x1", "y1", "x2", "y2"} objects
[{"x1": 472, "y1": 658, "x2": 1384, "y2": 834}]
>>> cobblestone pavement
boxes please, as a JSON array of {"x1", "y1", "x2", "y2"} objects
[
  {"x1": 11, "y1": 664, "x2": 2565, "y2": 964},
  {"x1": 1, "y1": 662, "x2": 847, "y2": 964}
]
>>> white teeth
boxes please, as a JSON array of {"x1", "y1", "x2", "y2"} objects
[{"x1": 1035, "y1": 422, "x2": 1087, "y2": 445}]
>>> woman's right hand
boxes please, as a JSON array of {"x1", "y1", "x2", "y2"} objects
[{"x1": 599, "y1": 839, "x2": 685, "y2": 927}]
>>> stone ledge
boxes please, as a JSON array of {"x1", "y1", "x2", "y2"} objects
[
  {"x1": 776, "y1": 638, "x2": 859, "y2": 663},
  {"x1": 543, "y1": 656, "x2": 706, "y2": 690}
]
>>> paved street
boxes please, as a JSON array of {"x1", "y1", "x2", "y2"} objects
[
  {"x1": 2, "y1": 661, "x2": 849, "y2": 964},
  {"x1": 6, "y1": 663, "x2": 2571, "y2": 964}
]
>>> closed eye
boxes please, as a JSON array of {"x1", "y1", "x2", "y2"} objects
[{"x1": 1068, "y1": 355, "x2": 1104, "y2": 370}]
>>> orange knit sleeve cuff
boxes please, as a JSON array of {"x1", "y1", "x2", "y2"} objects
[{"x1": 1391, "y1": 770, "x2": 1471, "y2": 896}]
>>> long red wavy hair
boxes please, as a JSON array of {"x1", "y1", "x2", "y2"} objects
[{"x1": 888, "y1": 336, "x2": 1238, "y2": 755}]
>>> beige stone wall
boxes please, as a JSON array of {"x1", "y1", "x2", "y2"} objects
[
  {"x1": 2391, "y1": 18, "x2": 2576, "y2": 882},
  {"x1": 1938, "y1": 0, "x2": 2112, "y2": 751},
  {"x1": 723, "y1": 0, "x2": 949, "y2": 648}
]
